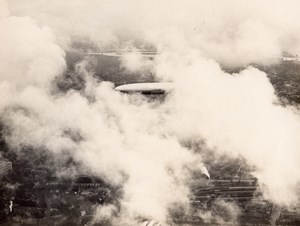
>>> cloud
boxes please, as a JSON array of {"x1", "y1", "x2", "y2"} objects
[
  {"x1": 8, "y1": 0, "x2": 300, "y2": 66},
  {"x1": 1, "y1": 0, "x2": 300, "y2": 224}
]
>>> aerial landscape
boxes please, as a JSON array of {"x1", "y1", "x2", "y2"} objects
[{"x1": 1, "y1": 0, "x2": 300, "y2": 225}]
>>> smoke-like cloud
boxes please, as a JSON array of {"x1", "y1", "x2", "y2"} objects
[
  {"x1": 1, "y1": 0, "x2": 300, "y2": 225},
  {"x1": 8, "y1": 0, "x2": 300, "y2": 66},
  {"x1": 155, "y1": 51, "x2": 300, "y2": 204},
  {"x1": 0, "y1": 3, "x2": 198, "y2": 223}
]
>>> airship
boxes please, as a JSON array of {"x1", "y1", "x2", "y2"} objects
[{"x1": 115, "y1": 82, "x2": 174, "y2": 95}]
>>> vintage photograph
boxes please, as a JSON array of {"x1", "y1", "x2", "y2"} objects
[{"x1": 0, "y1": 0, "x2": 300, "y2": 225}]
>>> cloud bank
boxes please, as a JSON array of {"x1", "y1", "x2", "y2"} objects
[{"x1": 1, "y1": 0, "x2": 300, "y2": 224}]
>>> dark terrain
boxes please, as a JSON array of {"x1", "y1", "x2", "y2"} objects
[{"x1": 1, "y1": 52, "x2": 300, "y2": 225}]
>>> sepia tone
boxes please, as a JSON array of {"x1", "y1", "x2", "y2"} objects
[{"x1": 0, "y1": 1, "x2": 300, "y2": 225}]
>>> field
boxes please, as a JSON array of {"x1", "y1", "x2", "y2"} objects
[{"x1": 1, "y1": 53, "x2": 300, "y2": 225}]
